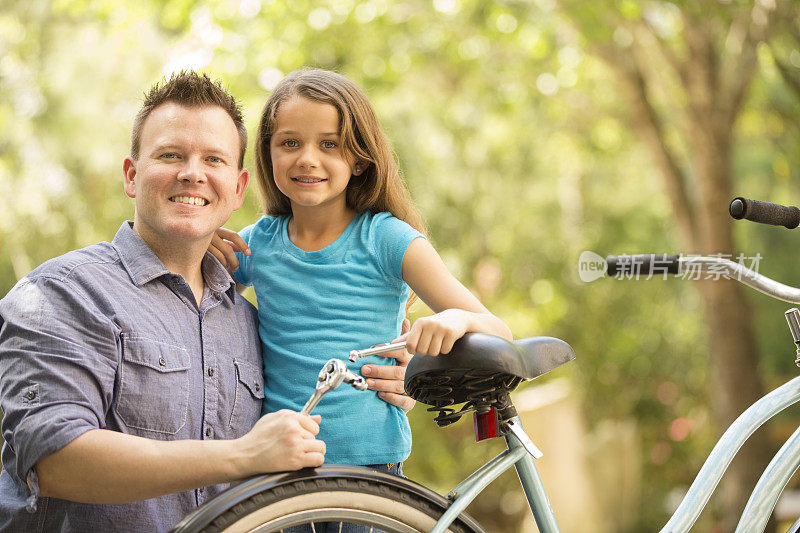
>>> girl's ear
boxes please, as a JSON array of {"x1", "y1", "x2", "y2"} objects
[{"x1": 353, "y1": 161, "x2": 368, "y2": 176}]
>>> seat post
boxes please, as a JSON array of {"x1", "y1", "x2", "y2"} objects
[{"x1": 504, "y1": 417, "x2": 560, "y2": 533}]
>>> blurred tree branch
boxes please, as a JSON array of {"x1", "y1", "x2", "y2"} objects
[{"x1": 768, "y1": 3, "x2": 800, "y2": 101}]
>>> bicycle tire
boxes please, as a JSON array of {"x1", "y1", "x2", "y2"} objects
[{"x1": 172, "y1": 465, "x2": 485, "y2": 533}]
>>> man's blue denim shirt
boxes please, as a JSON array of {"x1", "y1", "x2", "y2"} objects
[{"x1": 0, "y1": 222, "x2": 264, "y2": 532}]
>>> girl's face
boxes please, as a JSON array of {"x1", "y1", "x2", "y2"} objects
[{"x1": 269, "y1": 96, "x2": 362, "y2": 215}]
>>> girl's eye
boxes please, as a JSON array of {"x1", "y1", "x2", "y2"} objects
[
  {"x1": 283, "y1": 140, "x2": 299, "y2": 148},
  {"x1": 321, "y1": 140, "x2": 337, "y2": 149}
]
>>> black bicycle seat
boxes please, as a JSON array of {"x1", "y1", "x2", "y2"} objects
[{"x1": 404, "y1": 333, "x2": 575, "y2": 407}]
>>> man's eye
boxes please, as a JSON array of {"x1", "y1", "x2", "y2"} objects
[
  {"x1": 207, "y1": 156, "x2": 222, "y2": 164},
  {"x1": 283, "y1": 140, "x2": 299, "y2": 148},
  {"x1": 162, "y1": 153, "x2": 179, "y2": 159},
  {"x1": 321, "y1": 140, "x2": 337, "y2": 149}
]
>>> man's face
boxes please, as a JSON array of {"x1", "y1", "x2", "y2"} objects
[{"x1": 123, "y1": 103, "x2": 248, "y2": 252}]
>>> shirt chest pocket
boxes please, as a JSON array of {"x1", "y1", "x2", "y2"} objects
[
  {"x1": 229, "y1": 359, "x2": 264, "y2": 432},
  {"x1": 115, "y1": 335, "x2": 191, "y2": 435}
]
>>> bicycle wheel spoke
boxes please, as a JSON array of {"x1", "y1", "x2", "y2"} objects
[
  {"x1": 338, "y1": 522, "x2": 343, "y2": 533},
  {"x1": 311, "y1": 523, "x2": 317, "y2": 533}
]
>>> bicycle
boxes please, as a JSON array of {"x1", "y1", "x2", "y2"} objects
[{"x1": 172, "y1": 196, "x2": 800, "y2": 533}]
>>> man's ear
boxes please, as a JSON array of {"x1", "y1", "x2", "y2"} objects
[
  {"x1": 123, "y1": 157, "x2": 137, "y2": 199},
  {"x1": 233, "y1": 168, "x2": 249, "y2": 210}
]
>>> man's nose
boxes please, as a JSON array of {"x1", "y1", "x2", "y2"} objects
[{"x1": 177, "y1": 157, "x2": 206, "y2": 182}]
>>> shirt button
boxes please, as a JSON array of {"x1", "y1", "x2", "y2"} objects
[
  {"x1": 208, "y1": 368, "x2": 214, "y2": 377},
  {"x1": 159, "y1": 357, "x2": 166, "y2": 366},
  {"x1": 254, "y1": 383, "x2": 260, "y2": 392},
  {"x1": 24, "y1": 391, "x2": 36, "y2": 400},
  {"x1": 205, "y1": 427, "x2": 212, "y2": 437}
]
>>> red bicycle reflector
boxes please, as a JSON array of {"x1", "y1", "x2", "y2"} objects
[{"x1": 473, "y1": 408, "x2": 499, "y2": 442}]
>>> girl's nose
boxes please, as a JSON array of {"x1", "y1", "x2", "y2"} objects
[
  {"x1": 297, "y1": 145, "x2": 319, "y2": 168},
  {"x1": 177, "y1": 157, "x2": 206, "y2": 182}
]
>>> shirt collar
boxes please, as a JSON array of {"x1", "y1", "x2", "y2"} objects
[
  {"x1": 112, "y1": 222, "x2": 237, "y2": 301},
  {"x1": 201, "y1": 253, "x2": 238, "y2": 301}
]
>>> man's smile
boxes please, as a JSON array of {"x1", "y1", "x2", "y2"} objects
[{"x1": 169, "y1": 195, "x2": 208, "y2": 206}]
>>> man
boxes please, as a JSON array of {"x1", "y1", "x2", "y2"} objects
[{"x1": 0, "y1": 72, "x2": 413, "y2": 532}]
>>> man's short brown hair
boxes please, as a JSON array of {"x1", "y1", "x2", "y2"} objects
[{"x1": 131, "y1": 71, "x2": 247, "y2": 168}]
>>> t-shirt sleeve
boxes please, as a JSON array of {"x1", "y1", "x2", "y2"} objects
[
  {"x1": 234, "y1": 223, "x2": 256, "y2": 286},
  {"x1": 0, "y1": 276, "x2": 118, "y2": 497},
  {"x1": 369, "y1": 212, "x2": 425, "y2": 282}
]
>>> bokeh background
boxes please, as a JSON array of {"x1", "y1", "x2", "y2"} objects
[{"x1": 2, "y1": 0, "x2": 800, "y2": 531}]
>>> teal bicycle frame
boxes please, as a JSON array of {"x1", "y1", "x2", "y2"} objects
[
  {"x1": 430, "y1": 416, "x2": 558, "y2": 533},
  {"x1": 430, "y1": 376, "x2": 800, "y2": 533},
  {"x1": 428, "y1": 415, "x2": 558, "y2": 533},
  {"x1": 430, "y1": 255, "x2": 800, "y2": 533}
]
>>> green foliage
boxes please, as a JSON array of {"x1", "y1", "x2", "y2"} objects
[{"x1": 1, "y1": 1, "x2": 800, "y2": 530}]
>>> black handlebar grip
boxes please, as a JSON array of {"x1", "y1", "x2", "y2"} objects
[
  {"x1": 729, "y1": 197, "x2": 800, "y2": 229},
  {"x1": 606, "y1": 254, "x2": 681, "y2": 277}
]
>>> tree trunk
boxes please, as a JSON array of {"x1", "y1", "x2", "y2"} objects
[{"x1": 556, "y1": 0, "x2": 783, "y2": 526}]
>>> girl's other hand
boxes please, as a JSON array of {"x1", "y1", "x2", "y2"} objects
[
  {"x1": 210, "y1": 228, "x2": 249, "y2": 273},
  {"x1": 362, "y1": 319, "x2": 416, "y2": 412},
  {"x1": 405, "y1": 309, "x2": 470, "y2": 356}
]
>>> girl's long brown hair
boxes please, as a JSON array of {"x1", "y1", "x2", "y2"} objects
[{"x1": 253, "y1": 68, "x2": 427, "y2": 238}]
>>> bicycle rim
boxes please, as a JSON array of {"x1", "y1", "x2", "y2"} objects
[{"x1": 222, "y1": 491, "x2": 449, "y2": 532}]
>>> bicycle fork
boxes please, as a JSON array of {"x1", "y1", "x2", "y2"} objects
[{"x1": 429, "y1": 416, "x2": 560, "y2": 533}]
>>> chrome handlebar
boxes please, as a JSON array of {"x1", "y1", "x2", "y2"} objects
[{"x1": 678, "y1": 256, "x2": 800, "y2": 305}]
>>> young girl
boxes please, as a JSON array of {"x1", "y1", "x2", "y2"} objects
[{"x1": 213, "y1": 68, "x2": 511, "y2": 474}]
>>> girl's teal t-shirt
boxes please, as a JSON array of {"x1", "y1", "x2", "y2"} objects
[{"x1": 234, "y1": 211, "x2": 423, "y2": 464}]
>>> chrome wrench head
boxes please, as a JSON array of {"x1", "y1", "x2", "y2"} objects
[
  {"x1": 320, "y1": 359, "x2": 347, "y2": 389},
  {"x1": 301, "y1": 359, "x2": 368, "y2": 415}
]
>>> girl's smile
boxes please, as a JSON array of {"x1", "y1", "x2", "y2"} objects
[{"x1": 291, "y1": 175, "x2": 327, "y2": 185}]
